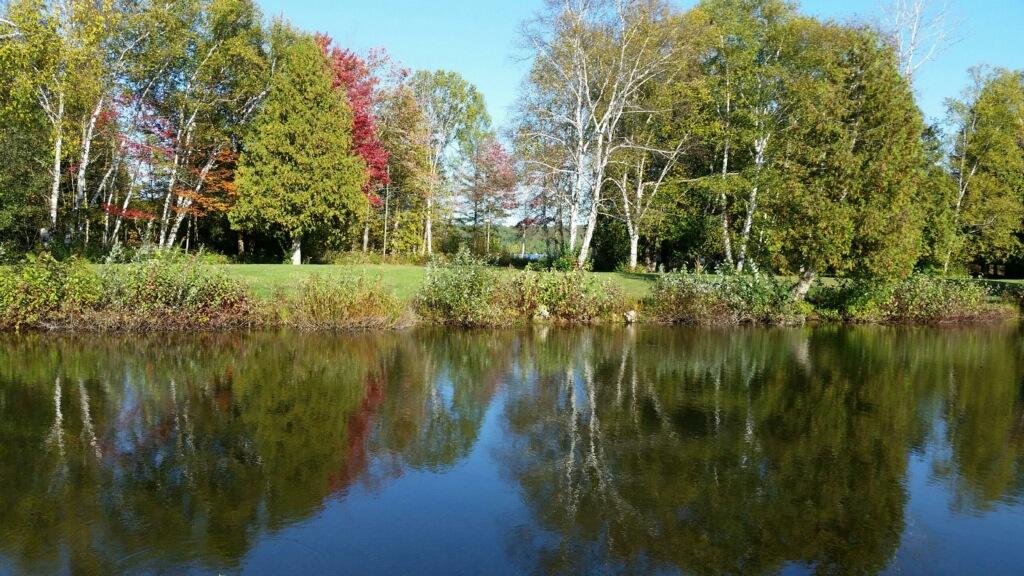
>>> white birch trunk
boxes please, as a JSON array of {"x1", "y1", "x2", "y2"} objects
[{"x1": 290, "y1": 235, "x2": 302, "y2": 265}]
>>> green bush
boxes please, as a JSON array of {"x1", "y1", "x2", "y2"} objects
[
  {"x1": 0, "y1": 254, "x2": 101, "y2": 330},
  {"x1": 0, "y1": 252, "x2": 259, "y2": 331},
  {"x1": 645, "y1": 272, "x2": 805, "y2": 325},
  {"x1": 416, "y1": 253, "x2": 626, "y2": 326},
  {"x1": 283, "y1": 274, "x2": 404, "y2": 330},
  {"x1": 416, "y1": 251, "x2": 511, "y2": 326},
  {"x1": 513, "y1": 270, "x2": 625, "y2": 323},
  {"x1": 812, "y1": 274, "x2": 1012, "y2": 323}
]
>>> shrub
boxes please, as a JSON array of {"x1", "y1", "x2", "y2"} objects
[
  {"x1": 0, "y1": 254, "x2": 101, "y2": 330},
  {"x1": 812, "y1": 274, "x2": 1012, "y2": 323},
  {"x1": 416, "y1": 253, "x2": 626, "y2": 326},
  {"x1": 416, "y1": 251, "x2": 511, "y2": 326},
  {"x1": 0, "y1": 251, "x2": 260, "y2": 331},
  {"x1": 646, "y1": 272, "x2": 804, "y2": 325},
  {"x1": 524, "y1": 270, "x2": 625, "y2": 323},
  {"x1": 282, "y1": 274, "x2": 405, "y2": 330}
]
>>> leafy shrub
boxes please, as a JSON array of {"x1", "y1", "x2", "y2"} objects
[
  {"x1": 0, "y1": 254, "x2": 101, "y2": 330},
  {"x1": 416, "y1": 251, "x2": 511, "y2": 326},
  {"x1": 417, "y1": 253, "x2": 626, "y2": 326},
  {"x1": 812, "y1": 274, "x2": 1012, "y2": 323},
  {"x1": 646, "y1": 272, "x2": 804, "y2": 325},
  {"x1": 0, "y1": 251, "x2": 259, "y2": 331},
  {"x1": 512, "y1": 270, "x2": 625, "y2": 323},
  {"x1": 283, "y1": 274, "x2": 405, "y2": 330}
]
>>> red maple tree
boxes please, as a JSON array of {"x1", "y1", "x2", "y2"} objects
[{"x1": 316, "y1": 34, "x2": 390, "y2": 204}]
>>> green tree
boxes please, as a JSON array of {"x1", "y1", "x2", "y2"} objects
[
  {"x1": 409, "y1": 69, "x2": 490, "y2": 255},
  {"x1": 771, "y1": 22, "x2": 925, "y2": 298},
  {"x1": 943, "y1": 67, "x2": 1024, "y2": 272},
  {"x1": 231, "y1": 31, "x2": 367, "y2": 265}
]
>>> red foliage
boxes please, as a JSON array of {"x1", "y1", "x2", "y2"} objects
[
  {"x1": 102, "y1": 203, "x2": 157, "y2": 222},
  {"x1": 316, "y1": 34, "x2": 390, "y2": 203}
]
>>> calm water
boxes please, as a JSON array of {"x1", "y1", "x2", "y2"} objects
[{"x1": 0, "y1": 326, "x2": 1022, "y2": 575}]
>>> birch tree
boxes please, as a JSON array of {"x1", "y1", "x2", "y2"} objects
[
  {"x1": 409, "y1": 70, "x2": 489, "y2": 255},
  {"x1": 943, "y1": 67, "x2": 1024, "y2": 271},
  {"x1": 879, "y1": 0, "x2": 957, "y2": 84},
  {"x1": 521, "y1": 0, "x2": 678, "y2": 269}
]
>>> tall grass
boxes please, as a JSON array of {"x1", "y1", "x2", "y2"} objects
[{"x1": 281, "y1": 275, "x2": 407, "y2": 330}]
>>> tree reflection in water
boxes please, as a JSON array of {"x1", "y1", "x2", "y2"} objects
[{"x1": 0, "y1": 326, "x2": 1021, "y2": 575}]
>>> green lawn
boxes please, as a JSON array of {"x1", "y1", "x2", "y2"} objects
[{"x1": 220, "y1": 264, "x2": 657, "y2": 301}]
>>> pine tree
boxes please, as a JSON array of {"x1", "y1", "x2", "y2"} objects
[{"x1": 231, "y1": 32, "x2": 367, "y2": 264}]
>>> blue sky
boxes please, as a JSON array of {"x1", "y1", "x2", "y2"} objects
[{"x1": 258, "y1": 0, "x2": 1024, "y2": 127}]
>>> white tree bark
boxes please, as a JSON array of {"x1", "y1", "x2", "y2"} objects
[{"x1": 290, "y1": 235, "x2": 302, "y2": 265}]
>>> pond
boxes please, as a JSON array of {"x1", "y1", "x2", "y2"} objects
[{"x1": 0, "y1": 326, "x2": 1022, "y2": 575}]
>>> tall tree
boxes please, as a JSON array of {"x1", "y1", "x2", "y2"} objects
[
  {"x1": 231, "y1": 32, "x2": 367, "y2": 264},
  {"x1": 772, "y1": 21, "x2": 925, "y2": 299},
  {"x1": 376, "y1": 78, "x2": 432, "y2": 256},
  {"x1": 409, "y1": 69, "x2": 489, "y2": 255},
  {"x1": 943, "y1": 67, "x2": 1024, "y2": 272},
  {"x1": 520, "y1": 0, "x2": 678, "y2": 268}
]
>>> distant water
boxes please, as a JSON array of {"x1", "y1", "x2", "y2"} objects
[{"x1": 0, "y1": 326, "x2": 1021, "y2": 575}]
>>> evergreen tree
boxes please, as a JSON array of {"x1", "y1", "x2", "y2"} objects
[{"x1": 231, "y1": 31, "x2": 367, "y2": 264}]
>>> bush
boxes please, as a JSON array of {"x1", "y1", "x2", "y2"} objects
[
  {"x1": 0, "y1": 251, "x2": 260, "y2": 331},
  {"x1": 811, "y1": 274, "x2": 1012, "y2": 323},
  {"x1": 416, "y1": 251, "x2": 512, "y2": 326},
  {"x1": 416, "y1": 252, "x2": 626, "y2": 326},
  {"x1": 282, "y1": 274, "x2": 405, "y2": 330},
  {"x1": 512, "y1": 270, "x2": 625, "y2": 323},
  {"x1": 0, "y1": 254, "x2": 101, "y2": 330},
  {"x1": 646, "y1": 272, "x2": 805, "y2": 325}
]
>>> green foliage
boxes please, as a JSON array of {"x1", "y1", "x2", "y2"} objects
[
  {"x1": 417, "y1": 251, "x2": 626, "y2": 326},
  {"x1": 0, "y1": 252, "x2": 258, "y2": 331},
  {"x1": 416, "y1": 251, "x2": 511, "y2": 326},
  {"x1": 231, "y1": 32, "x2": 367, "y2": 250},
  {"x1": 0, "y1": 254, "x2": 101, "y2": 330},
  {"x1": 510, "y1": 269, "x2": 625, "y2": 323},
  {"x1": 282, "y1": 274, "x2": 405, "y2": 330},
  {"x1": 646, "y1": 271, "x2": 805, "y2": 325},
  {"x1": 944, "y1": 68, "x2": 1024, "y2": 268},
  {"x1": 810, "y1": 274, "x2": 1012, "y2": 324}
]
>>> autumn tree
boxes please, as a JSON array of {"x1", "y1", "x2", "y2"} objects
[
  {"x1": 375, "y1": 79, "x2": 432, "y2": 256},
  {"x1": 231, "y1": 31, "x2": 367, "y2": 264},
  {"x1": 457, "y1": 132, "x2": 518, "y2": 254},
  {"x1": 318, "y1": 35, "x2": 390, "y2": 250}
]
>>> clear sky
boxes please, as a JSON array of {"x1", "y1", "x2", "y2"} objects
[{"x1": 257, "y1": 0, "x2": 1024, "y2": 128}]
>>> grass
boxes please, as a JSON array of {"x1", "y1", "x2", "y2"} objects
[{"x1": 219, "y1": 264, "x2": 656, "y2": 302}]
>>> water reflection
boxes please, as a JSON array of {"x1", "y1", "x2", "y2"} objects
[{"x1": 0, "y1": 326, "x2": 1021, "y2": 575}]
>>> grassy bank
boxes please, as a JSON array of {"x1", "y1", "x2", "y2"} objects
[
  {"x1": 1, "y1": 255, "x2": 1018, "y2": 332},
  {"x1": 218, "y1": 263, "x2": 656, "y2": 301}
]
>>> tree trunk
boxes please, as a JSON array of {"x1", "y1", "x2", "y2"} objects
[
  {"x1": 576, "y1": 181, "x2": 600, "y2": 269},
  {"x1": 568, "y1": 201, "x2": 579, "y2": 253},
  {"x1": 237, "y1": 233, "x2": 246, "y2": 259},
  {"x1": 47, "y1": 91, "x2": 65, "y2": 237},
  {"x1": 290, "y1": 235, "x2": 302, "y2": 265},
  {"x1": 424, "y1": 195, "x2": 433, "y2": 255},
  {"x1": 736, "y1": 184, "x2": 757, "y2": 273},
  {"x1": 790, "y1": 268, "x2": 816, "y2": 302},
  {"x1": 628, "y1": 232, "x2": 640, "y2": 270},
  {"x1": 362, "y1": 220, "x2": 370, "y2": 253}
]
